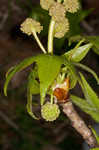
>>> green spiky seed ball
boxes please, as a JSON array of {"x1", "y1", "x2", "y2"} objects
[{"x1": 41, "y1": 102, "x2": 60, "y2": 121}]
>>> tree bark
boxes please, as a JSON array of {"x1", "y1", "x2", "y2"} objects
[{"x1": 62, "y1": 101, "x2": 99, "y2": 148}]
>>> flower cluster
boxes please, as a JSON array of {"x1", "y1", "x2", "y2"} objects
[
  {"x1": 49, "y1": 2, "x2": 66, "y2": 22},
  {"x1": 54, "y1": 18, "x2": 69, "y2": 38},
  {"x1": 40, "y1": 0, "x2": 54, "y2": 10},
  {"x1": 63, "y1": 0, "x2": 80, "y2": 13},
  {"x1": 40, "y1": 0, "x2": 79, "y2": 38},
  {"x1": 20, "y1": 18, "x2": 43, "y2": 36},
  {"x1": 41, "y1": 102, "x2": 60, "y2": 121}
]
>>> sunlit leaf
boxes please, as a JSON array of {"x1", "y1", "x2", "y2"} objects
[
  {"x1": 69, "y1": 35, "x2": 99, "y2": 55},
  {"x1": 35, "y1": 54, "x2": 64, "y2": 105},
  {"x1": 64, "y1": 43, "x2": 93, "y2": 62}
]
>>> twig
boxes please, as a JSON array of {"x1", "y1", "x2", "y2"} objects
[{"x1": 62, "y1": 101, "x2": 99, "y2": 148}]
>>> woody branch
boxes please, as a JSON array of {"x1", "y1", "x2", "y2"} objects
[{"x1": 61, "y1": 101, "x2": 99, "y2": 148}]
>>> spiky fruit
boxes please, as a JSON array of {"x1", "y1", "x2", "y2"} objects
[{"x1": 41, "y1": 102, "x2": 60, "y2": 121}]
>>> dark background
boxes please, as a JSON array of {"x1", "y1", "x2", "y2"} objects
[{"x1": 0, "y1": 0, "x2": 99, "y2": 150}]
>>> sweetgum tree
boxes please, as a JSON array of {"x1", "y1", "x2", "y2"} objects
[{"x1": 4, "y1": 0, "x2": 99, "y2": 149}]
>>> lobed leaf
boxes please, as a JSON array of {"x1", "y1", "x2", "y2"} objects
[{"x1": 35, "y1": 54, "x2": 64, "y2": 105}]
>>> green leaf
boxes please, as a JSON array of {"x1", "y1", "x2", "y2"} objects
[
  {"x1": 64, "y1": 59, "x2": 78, "y2": 88},
  {"x1": 71, "y1": 94, "x2": 99, "y2": 122},
  {"x1": 85, "y1": 36, "x2": 99, "y2": 55},
  {"x1": 54, "y1": 9, "x2": 91, "y2": 52},
  {"x1": 35, "y1": 54, "x2": 64, "y2": 105},
  {"x1": 71, "y1": 94, "x2": 95, "y2": 111},
  {"x1": 28, "y1": 69, "x2": 40, "y2": 95},
  {"x1": 69, "y1": 35, "x2": 99, "y2": 55},
  {"x1": 91, "y1": 128, "x2": 99, "y2": 144},
  {"x1": 64, "y1": 43, "x2": 93, "y2": 62},
  {"x1": 4, "y1": 56, "x2": 36, "y2": 96},
  {"x1": 91, "y1": 148, "x2": 99, "y2": 150},
  {"x1": 80, "y1": 73, "x2": 99, "y2": 110},
  {"x1": 27, "y1": 70, "x2": 39, "y2": 120},
  {"x1": 72, "y1": 62, "x2": 99, "y2": 84},
  {"x1": 66, "y1": 9, "x2": 92, "y2": 37}
]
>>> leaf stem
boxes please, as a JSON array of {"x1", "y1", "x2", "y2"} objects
[
  {"x1": 48, "y1": 19, "x2": 55, "y2": 54},
  {"x1": 74, "y1": 38, "x2": 85, "y2": 49},
  {"x1": 32, "y1": 30, "x2": 46, "y2": 54},
  {"x1": 51, "y1": 94, "x2": 54, "y2": 104}
]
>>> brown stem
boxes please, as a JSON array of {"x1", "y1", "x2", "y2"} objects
[{"x1": 62, "y1": 101, "x2": 99, "y2": 148}]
